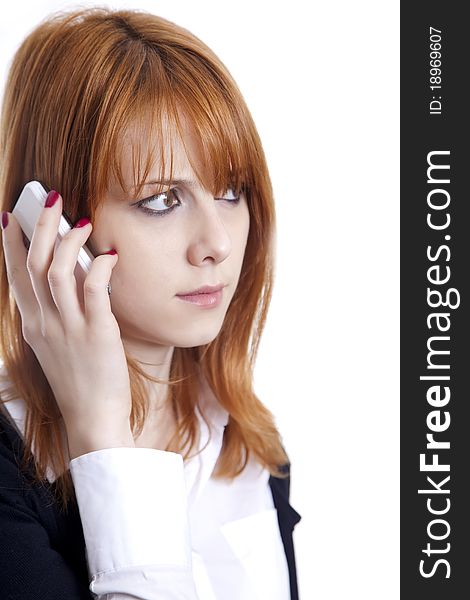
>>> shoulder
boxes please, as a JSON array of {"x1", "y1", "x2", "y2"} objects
[
  {"x1": 0, "y1": 402, "x2": 22, "y2": 463},
  {"x1": 0, "y1": 382, "x2": 43, "y2": 500},
  {"x1": 0, "y1": 403, "x2": 34, "y2": 496},
  {"x1": 268, "y1": 456, "x2": 301, "y2": 531},
  {"x1": 0, "y1": 364, "x2": 33, "y2": 472},
  {"x1": 0, "y1": 364, "x2": 27, "y2": 437}
]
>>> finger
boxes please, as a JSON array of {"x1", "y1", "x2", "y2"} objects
[
  {"x1": 26, "y1": 190, "x2": 65, "y2": 322},
  {"x1": 83, "y1": 250, "x2": 118, "y2": 329},
  {"x1": 1, "y1": 210, "x2": 40, "y2": 322},
  {"x1": 47, "y1": 217, "x2": 93, "y2": 332}
]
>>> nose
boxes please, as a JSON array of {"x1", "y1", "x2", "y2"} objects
[{"x1": 186, "y1": 191, "x2": 231, "y2": 266}]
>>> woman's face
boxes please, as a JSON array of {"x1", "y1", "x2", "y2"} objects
[{"x1": 88, "y1": 118, "x2": 250, "y2": 353}]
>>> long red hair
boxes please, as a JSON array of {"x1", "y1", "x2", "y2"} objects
[{"x1": 0, "y1": 7, "x2": 289, "y2": 510}]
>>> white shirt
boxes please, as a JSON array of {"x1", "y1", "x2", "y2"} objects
[{"x1": 0, "y1": 366, "x2": 290, "y2": 600}]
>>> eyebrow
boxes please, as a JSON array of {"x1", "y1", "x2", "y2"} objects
[{"x1": 137, "y1": 178, "x2": 198, "y2": 189}]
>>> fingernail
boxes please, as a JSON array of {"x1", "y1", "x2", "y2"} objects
[
  {"x1": 1, "y1": 211, "x2": 8, "y2": 230},
  {"x1": 104, "y1": 249, "x2": 117, "y2": 255},
  {"x1": 73, "y1": 217, "x2": 91, "y2": 228},
  {"x1": 45, "y1": 190, "x2": 60, "y2": 208}
]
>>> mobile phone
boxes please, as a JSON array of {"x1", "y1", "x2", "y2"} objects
[{"x1": 12, "y1": 181, "x2": 95, "y2": 303}]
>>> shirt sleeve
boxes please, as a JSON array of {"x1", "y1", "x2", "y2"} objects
[{"x1": 69, "y1": 447, "x2": 200, "y2": 600}]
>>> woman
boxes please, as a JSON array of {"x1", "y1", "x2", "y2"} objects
[{"x1": 0, "y1": 7, "x2": 301, "y2": 599}]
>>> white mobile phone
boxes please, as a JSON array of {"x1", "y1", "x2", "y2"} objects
[{"x1": 12, "y1": 181, "x2": 95, "y2": 302}]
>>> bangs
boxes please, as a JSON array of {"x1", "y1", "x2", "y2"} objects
[{"x1": 91, "y1": 43, "x2": 256, "y2": 204}]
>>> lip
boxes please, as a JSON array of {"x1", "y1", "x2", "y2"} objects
[
  {"x1": 176, "y1": 284, "x2": 226, "y2": 308},
  {"x1": 176, "y1": 283, "x2": 225, "y2": 296}
]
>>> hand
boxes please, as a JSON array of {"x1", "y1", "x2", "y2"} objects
[{"x1": 1, "y1": 191, "x2": 134, "y2": 457}]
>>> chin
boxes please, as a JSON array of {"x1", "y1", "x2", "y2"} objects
[{"x1": 172, "y1": 325, "x2": 223, "y2": 348}]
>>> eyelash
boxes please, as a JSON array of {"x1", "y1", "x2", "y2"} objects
[{"x1": 135, "y1": 187, "x2": 241, "y2": 218}]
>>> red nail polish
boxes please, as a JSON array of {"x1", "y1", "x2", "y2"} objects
[
  {"x1": 1, "y1": 211, "x2": 8, "y2": 230},
  {"x1": 74, "y1": 217, "x2": 91, "y2": 228},
  {"x1": 45, "y1": 190, "x2": 60, "y2": 208},
  {"x1": 105, "y1": 249, "x2": 117, "y2": 255}
]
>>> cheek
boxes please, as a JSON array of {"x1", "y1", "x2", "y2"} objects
[
  {"x1": 104, "y1": 223, "x2": 179, "y2": 298},
  {"x1": 116, "y1": 245, "x2": 178, "y2": 295},
  {"x1": 235, "y1": 202, "x2": 250, "y2": 254}
]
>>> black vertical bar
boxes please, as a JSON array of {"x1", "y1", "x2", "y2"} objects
[{"x1": 401, "y1": 4, "x2": 470, "y2": 598}]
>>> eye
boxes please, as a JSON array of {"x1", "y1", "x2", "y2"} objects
[
  {"x1": 133, "y1": 186, "x2": 241, "y2": 218},
  {"x1": 134, "y1": 188, "x2": 181, "y2": 217},
  {"x1": 216, "y1": 188, "x2": 241, "y2": 203}
]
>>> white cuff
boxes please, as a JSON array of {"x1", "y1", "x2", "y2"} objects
[{"x1": 69, "y1": 448, "x2": 192, "y2": 578}]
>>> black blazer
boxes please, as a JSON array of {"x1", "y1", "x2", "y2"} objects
[
  {"x1": 269, "y1": 463, "x2": 302, "y2": 600},
  {"x1": 0, "y1": 407, "x2": 301, "y2": 599}
]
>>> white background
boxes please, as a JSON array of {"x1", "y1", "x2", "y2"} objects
[{"x1": 0, "y1": 1, "x2": 399, "y2": 598}]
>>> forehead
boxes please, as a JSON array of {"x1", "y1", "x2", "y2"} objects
[
  {"x1": 123, "y1": 119, "x2": 201, "y2": 176},
  {"x1": 112, "y1": 111, "x2": 205, "y2": 194}
]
